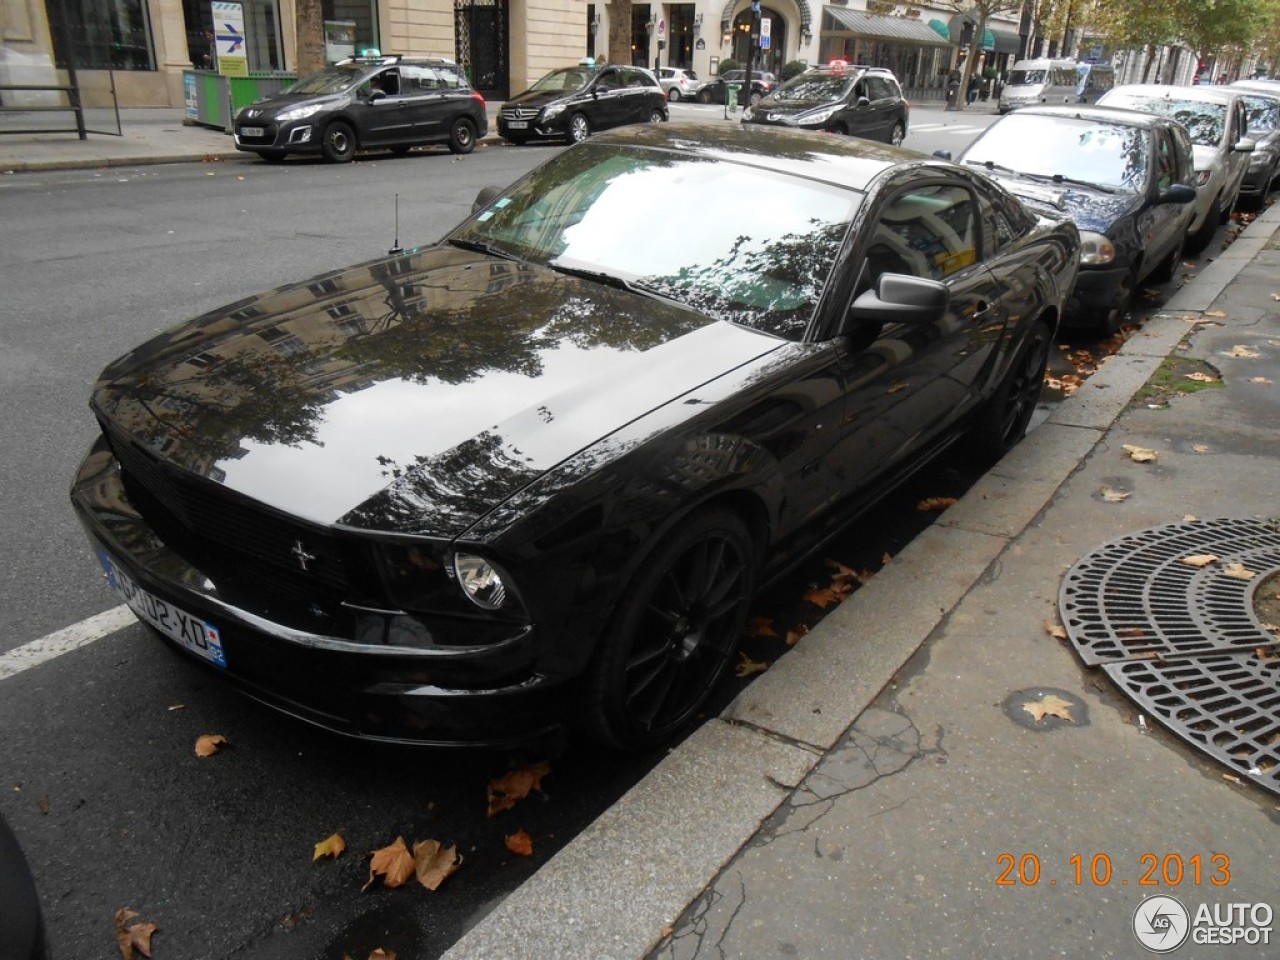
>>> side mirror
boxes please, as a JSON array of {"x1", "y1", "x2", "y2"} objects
[
  {"x1": 1233, "y1": 137, "x2": 1256, "y2": 153},
  {"x1": 472, "y1": 185, "x2": 503, "y2": 214},
  {"x1": 1160, "y1": 183, "x2": 1197, "y2": 205},
  {"x1": 856, "y1": 96, "x2": 871, "y2": 108},
  {"x1": 933, "y1": 149, "x2": 953, "y2": 161},
  {"x1": 849, "y1": 274, "x2": 950, "y2": 326},
  {"x1": 368, "y1": 89, "x2": 386, "y2": 103}
]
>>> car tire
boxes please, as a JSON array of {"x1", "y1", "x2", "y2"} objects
[
  {"x1": 889, "y1": 121, "x2": 906, "y2": 147},
  {"x1": 567, "y1": 113, "x2": 591, "y2": 144},
  {"x1": 749, "y1": 90, "x2": 763, "y2": 106},
  {"x1": 829, "y1": 123, "x2": 848, "y2": 135},
  {"x1": 668, "y1": 89, "x2": 681, "y2": 102},
  {"x1": 321, "y1": 120, "x2": 357, "y2": 163},
  {"x1": 582, "y1": 507, "x2": 758, "y2": 751},
  {"x1": 1186, "y1": 192, "x2": 1221, "y2": 253},
  {"x1": 967, "y1": 319, "x2": 1053, "y2": 462},
  {"x1": 448, "y1": 117, "x2": 477, "y2": 155},
  {"x1": 1093, "y1": 267, "x2": 1137, "y2": 337},
  {"x1": 697, "y1": 88, "x2": 713, "y2": 104},
  {"x1": 1150, "y1": 232, "x2": 1185, "y2": 284},
  {"x1": 648, "y1": 108, "x2": 666, "y2": 124}
]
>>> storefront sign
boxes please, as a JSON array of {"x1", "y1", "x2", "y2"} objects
[{"x1": 212, "y1": 1, "x2": 248, "y2": 77}]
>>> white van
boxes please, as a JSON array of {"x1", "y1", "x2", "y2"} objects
[{"x1": 998, "y1": 58, "x2": 1079, "y2": 113}]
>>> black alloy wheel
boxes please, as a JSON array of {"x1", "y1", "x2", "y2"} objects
[
  {"x1": 696, "y1": 88, "x2": 713, "y2": 104},
  {"x1": 568, "y1": 113, "x2": 591, "y2": 144},
  {"x1": 321, "y1": 120, "x2": 357, "y2": 163},
  {"x1": 584, "y1": 508, "x2": 758, "y2": 751},
  {"x1": 890, "y1": 121, "x2": 906, "y2": 147},
  {"x1": 968, "y1": 320, "x2": 1053, "y2": 461},
  {"x1": 648, "y1": 108, "x2": 665, "y2": 124},
  {"x1": 448, "y1": 117, "x2": 477, "y2": 155}
]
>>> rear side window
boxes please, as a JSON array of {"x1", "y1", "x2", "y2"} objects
[{"x1": 865, "y1": 183, "x2": 978, "y2": 285}]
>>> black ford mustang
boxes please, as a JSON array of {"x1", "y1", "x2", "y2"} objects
[{"x1": 71, "y1": 125, "x2": 1079, "y2": 751}]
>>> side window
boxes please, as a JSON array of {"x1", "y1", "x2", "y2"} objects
[
  {"x1": 374, "y1": 70, "x2": 400, "y2": 95},
  {"x1": 597, "y1": 69, "x2": 620, "y2": 91},
  {"x1": 861, "y1": 183, "x2": 979, "y2": 292},
  {"x1": 399, "y1": 65, "x2": 429, "y2": 93}
]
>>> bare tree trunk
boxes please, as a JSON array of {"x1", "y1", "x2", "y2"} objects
[
  {"x1": 1163, "y1": 47, "x2": 1181, "y2": 85},
  {"x1": 295, "y1": 0, "x2": 326, "y2": 76},
  {"x1": 1141, "y1": 44, "x2": 1155, "y2": 83},
  {"x1": 607, "y1": 0, "x2": 632, "y2": 66}
]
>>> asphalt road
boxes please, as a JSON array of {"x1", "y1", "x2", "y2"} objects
[{"x1": 0, "y1": 110, "x2": 1228, "y2": 960}]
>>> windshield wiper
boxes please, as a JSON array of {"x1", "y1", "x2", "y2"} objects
[
  {"x1": 548, "y1": 263, "x2": 698, "y2": 312},
  {"x1": 1019, "y1": 171, "x2": 1117, "y2": 194},
  {"x1": 967, "y1": 159, "x2": 1024, "y2": 177},
  {"x1": 447, "y1": 237, "x2": 519, "y2": 260}
]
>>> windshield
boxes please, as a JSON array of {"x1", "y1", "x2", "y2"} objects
[
  {"x1": 1102, "y1": 94, "x2": 1227, "y2": 146},
  {"x1": 451, "y1": 144, "x2": 861, "y2": 340},
  {"x1": 1243, "y1": 95, "x2": 1280, "y2": 132},
  {"x1": 287, "y1": 64, "x2": 367, "y2": 95},
  {"x1": 1008, "y1": 69, "x2": 1047, "y2": 86},
  {"x1": 774, "y1": 74, "x2": 855, "y2": 103},
  {"x1": 531, "y1": 68, "x2": 594, "y2": 93},
  {"x1": 963, "y1": 115, "x2": 1150, "y2": 192}
]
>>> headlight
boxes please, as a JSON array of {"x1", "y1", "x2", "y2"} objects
[
  {"x1": 804, "y1": 105, "x2": 840, "y2": 125},
  {"x1": 453, "y1": 553, "x2": 511, "y2": 610},
  {"x1": 1248, "y1": 148, "x2": 1275, "y2": 168},
  {"x1": 1196, "y1": 169, "x2": 1212, "y2": 187},
  {"x1": 275, "y1": 103, "x2": 326, "y2": 123},
  {"x1": 541, "y1": 103, "x2": 566, "y2": 121},
  {"x1": 1078, "y1": 231, "x2": 1117, "y2": 266}
]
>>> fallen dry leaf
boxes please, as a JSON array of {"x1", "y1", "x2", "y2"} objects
[
  {"x1": 825, "y1": 559, "x2": 860, "y2": 580},
  {"x1": 1204, "y1": 310, "x2": 1228, "y2": 318},
  {"x1": 1226, "y1": 345, "x2": 1260, "y2": 358},
  {"x1": 1223, "y1": 773, "x2": 1243, "y2": 784},
  {"x1": 1122, "y1": 444, "x2": 1158, "y2": 463},
  {"x1": 1120, "y1": 627, "x2": 1148, "y2": 638},
  {"x1": 886, "y1": 381, "x2": 909, "y2": 395},
  {"x1": 487, "y1": 762, "x2": 551, "y2": 817},
  {"x1": 1256, "y1": 646, "x2": 1279, "y2": 660},
  {"x1": 1022, "y1": 693, "x2": 1075, "y2": 723},
  {"x1": 1183, "y1": 514, "x2": 1199, "y2": 522},
  {"x1": 313, "y1": 833, "x2": 346, "y2": 862},
  {"x1": 1101, "y1": 486, "x2": 1130, "y2": 502},
  {"x1": 413, "y1": 839, "x2": 463, "y2": 891},
  {"x1": 916, "y1": 496, "x2": 958, "y2": 512},
  {"x1": 504, "y1": 829, "x2": 534, "y2": 857},
  {"x1": 194, "y1": 734, "x2": 228, "y2": 757},
  {"x1": 785, "y1": 623, "x2": 809, "y2": 647},
  {"x1": 1042, "y1": 620, "x2": 1068, "y2": 641},
  {"x1": 745, "y1": 616, "x2": 779, "y2": 639},
  {"x1": 1250, "y1": 377, "x2": 1274, "y2": 385},
  {"x1": 881, "y1": 552, "x2": 893, "y2": 566},
  {"x1": 363, "y1": 837, "x2": 415, "y2": 891},
  {"x1": 167, "y1": 704, "x2": 186, "y2": 711},
  {"x1": 1181, "y1": 554, "x2": 1220, "y2": 567},
  {"x1": 1222, "y1": 563, "x2": 1256, "y2": 580},
  {"x1": 115, "y1": 908, "x2": 158, "y2": 960},
  {"x1": 1184, "y1": 372, "x2": 1218, "y2": 383},
  {"x1": 734, "y1": 652, "x2": 770, "y2": 677},
  {"x1": 368, "y1": 950, "x2": 397, "y2": 960},
  {"x1": 1191, "y1": 443, "x2": 1210, "y2": 453},
  {"x1": 803, "y1": 586, "x2": 843, "y2": 609}
]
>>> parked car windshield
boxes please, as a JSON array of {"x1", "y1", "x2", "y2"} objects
[
  {"x1": 963, "y1": 114, "x2": 1151, "y2": 192},
  {"x1": 1008, "y1": 69, "x2": 1046, "y2": 85},
  {"x1": 774, "y1": 74, "x2": 855, "y2": 103},
  {"x1": 531, "y1": 67, "x2": 594, "y2": 93},
  {"x1": 1102, "y1": 94, "x2": 1227, "y2": 146},
  {"x1": 287, "y1": 64, "x2": 368, "y2": 95},
  {"x1": 452, "y1": 144, "x2": 861, "y2": 340},
  {"x1": 1241, "y1": 94, "x2": 1280, "y2": 132}
]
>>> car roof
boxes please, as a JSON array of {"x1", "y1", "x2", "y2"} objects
[
  {"x1": 588, "y1": 122, "x2": 939, "y2": 191},
  {"x1": 1104, "y1": 84, "x2": 1239, "y2": 105},
  {"x1": 1000, "y1": 103, "x2": 1168, "y2": 128}
]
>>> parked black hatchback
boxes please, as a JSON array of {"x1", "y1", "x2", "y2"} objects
[
  {"x1": 743, "y1": 63, "x2": 909, "y2": 146},
  {"x1": 498, "y1": 63, "x2": 667, "y2": 144},
  {"x1": 233, "y1": 54, "x2": 487, "y2": 163}
]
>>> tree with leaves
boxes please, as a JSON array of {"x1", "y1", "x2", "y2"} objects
[{"x1": 940, "y1": 0, "x2": 1024, "y2": 111}]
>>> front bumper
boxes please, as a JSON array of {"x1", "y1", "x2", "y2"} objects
[
  {"x1": 70, "y1": 436, "x2": 572, "y2": 748},
  {"x1": 233, "y1": 118, "x2": 320, "y2": 155},
  {"x1": 498, "y1": 113, "x2": 566, "y2": 141}
]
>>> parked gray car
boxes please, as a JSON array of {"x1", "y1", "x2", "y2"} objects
[{"x1": 1230, "y1": 80, "x2": 1280, "y2": 208}]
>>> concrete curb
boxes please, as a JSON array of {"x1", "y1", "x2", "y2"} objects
[{"x1": 439, "y1": 205, "x2": 1280, "y2": 960}]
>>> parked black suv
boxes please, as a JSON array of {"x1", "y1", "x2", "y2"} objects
[
  {"x1": 742, "y1": 64, "x2": 909, "y2": 145},
  {"x1": 233, "y1": 55, "x2": 487, "y2": 163},
  {"x1": 498, "y1": 63, "x2": 667, "y2": 144}
]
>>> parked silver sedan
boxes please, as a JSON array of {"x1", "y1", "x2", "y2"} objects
[{"x1": 657, "y1": 67, "x2": 706, "y2": 102}]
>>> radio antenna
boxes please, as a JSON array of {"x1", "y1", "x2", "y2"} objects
[{"x1": 388, "y1": 194, "x2": 403, "y2": 256}]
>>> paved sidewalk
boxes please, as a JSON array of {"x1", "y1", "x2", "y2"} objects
[{"x1": 441, "y1": 208, "x2": 1280, "y2": 959}]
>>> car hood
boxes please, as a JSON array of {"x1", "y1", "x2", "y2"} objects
[
  {"x1": 236, "y1": 92, "x2": 346, "y2": 119},
  {"x1": 91, "y1": 246, "x2": 782, "y2": 534},
  {"x1": 976, "y1": 170, "x2": 1143, "y2": 233},
  {"x1": 504, "y1": 88, "x2": 580, "y2": 110}
]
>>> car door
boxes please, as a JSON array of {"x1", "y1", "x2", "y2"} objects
[
  {"x1": 827, "y1": 177, "x2": 1008, "y2": 490},
  {"x1": 862, "y1": 76, "x2": 893, "y2": 141},
  {"x1": 358, "y1": 68, "x2": 414, "y2": 146},
  {"x1": 1224, "y1": 98, "x2": 1252, "y2": 199},
  {"x1": 405, "y1": 63, "x2": 471, "y2": 142},
  {"x1": 1141, "y1": 126, "x2": 1188, "y2": 270},
  {"x1": 588, "y1": 68, "x2": 627, "y2": 130}
]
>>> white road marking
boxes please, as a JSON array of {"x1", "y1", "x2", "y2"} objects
[
  {"x1": 910, "y1": 123, "x2": 986, "y2": 134},
  {"x1": 0, "y1": 606, "x2": 137, "y2": 681}
]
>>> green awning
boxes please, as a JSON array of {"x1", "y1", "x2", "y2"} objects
[{"x1": 928, "y1": 19, "x2": 949, "y2": 41}]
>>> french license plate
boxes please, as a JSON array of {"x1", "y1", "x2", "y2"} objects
[
  {"x1": 98, "y1": 550, "x2": 227, "y2": 668},
  {"x1": 506, "y1": 120, "x2": 528, "y2": 129},
  {"x1": 239, "y1": 126, "x2": 264, "y2": 137}
]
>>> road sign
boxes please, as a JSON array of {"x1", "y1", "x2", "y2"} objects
[
  {"x1": 211, "y1": 1, "x2": 248, "y2": 77},
  {"x1": 760, "y1": 17, "x2": 771, "y2": 39},
  {"x1": 760, "y1": 35, "x2": 771, "y2": 50}
]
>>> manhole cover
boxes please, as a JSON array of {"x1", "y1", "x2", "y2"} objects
[{"x1": 1059, "y1": 518, "x2": 1280, "y2": 796}]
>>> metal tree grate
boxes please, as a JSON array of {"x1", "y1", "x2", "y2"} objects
[
  {"x1": 1104, "y1": 650, "x2": 1280, "y2": 794},
  {"x1": 1059, "y1": 518, "x2": 1280, "y2": 797},
  {"x1": 1059, "y1": 518, "x2": 1280, "y2": 666}
]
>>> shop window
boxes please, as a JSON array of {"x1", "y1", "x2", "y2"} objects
[
  {"x1": 47, "y1": 0, "x2": 155, "y2": 70},
  {"x1": 183, "y1": 0, "x2": 282, "y2": 71},
  {"x1": 324, "y1": 0, "x2": 379, "y2": 60}
]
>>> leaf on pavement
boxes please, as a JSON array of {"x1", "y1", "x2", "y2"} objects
[
  {"x1": 745, "y1": 616, "x2": 779, "y2": 638},
  {"x1": 504, "y1": 829, "x2": 534, "y2": 857},
  {"x1": 313, "y1": 833, "x2": 346, "y2": 862},
  {"x1": 1180, "y1": 554, "x2": 1219, "y2": 567},
  {"x1": 363, "y1": 837, "x2": 415, "y2": 891},
  {"x1": 803, "y1": 586, "x2": 843, "y2": 609},
  {"x1": 886, "y1": 381, "x2": 909, "y2": 395},
  {"x1": 916, "y1": 496, "x2": 958, "y2": 512},
  {"x1": 1183, "y1": 514, "x2": 1199, "y2": 522},
  {"x1": 734, "y1": 652, "x2": 770, "y2": 677},
  {"x1": 1205, "y1": 310, "x2": 1228, "y2": 318},
  {"x1": 1101, "y1": 486, "x2": 1130, "y2": 502},
  {"x1": 1222, "y1": 562, "x2": 1256, "y2": 580},
  {"x1": 487, "y1": 762, "x2": 551, "y2": 817},
  {"x1": 1250, "y1": 376, "x2": 1273, "y2": 385},
  {"x1": 194, "y1": 734, "x2": 228, "y2": 757},
  {"x1": 1022, "y1": 694, "x2": 1075, "y2": 724},
  {"x1": 1122, "y1": 444, "x2": 1158, "y2": 463},
  {"x1": 1226, "y1": 345, "x2": 1260, "y2": 358},
  {"x1": 413, "y1": 839, "x2": 463, "y2": 891},
  {"x1": 1042, "y1": 621, "x2": 1068, "y2": 641},
  {"x1": 368, "y1": 950, "x2": 398, "y2": 960},
  {"x1": 882, "y1": 552, "x2": 893, "y2": 566},
  {"x1": 115, "y1": 908, "x2": 158, "y2": 960},
  {"x1": 1184, "y1": 372, "x2": 1218, "y2": 383},
  {"x1": 1191, "y1": 444, "x2": 1210, "y2": 453},
  {"x1": 785, "y1": 623, "x2": 810, "y2": 647}
]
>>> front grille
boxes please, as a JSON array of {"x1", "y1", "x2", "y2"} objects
[
  {"x1": 500, "y1": 107, "x2": 539, "y2": 122},
  {"x1": 102, "y1": 419, "x2": 351, "y2": 596}
]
